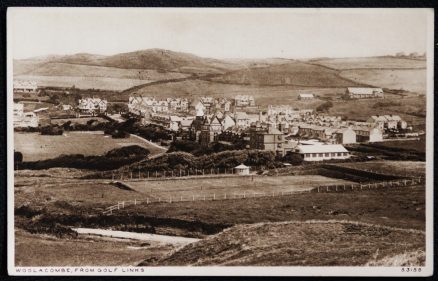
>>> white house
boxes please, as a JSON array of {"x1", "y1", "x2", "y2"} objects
[
  {"x1": 294, "y1": 144, "x2": 351, "y2": 161},
  {"x1": 235, "y1": 95, "x2": 255, "y2": 107},
  {"x1": 298, "y1": 93, "x2": 315, "y2": 100},
  {"x1": 333, "y1": 127, "x2": 357, "y2": 144},
  {"x1": 234, "y1": 164, "x2": 250, "y2": 175},
  {"x1": 235, "y1": 112, "x2": 250, "y2": 128},
  {"x1": 221, "y1": 114, "x2": 236, "y2": 130},
  {"x1": 346, "y1": 87, "x2": 384, "y2": 99},
  {"x1": 353, "y1": 126, "x2": 383, "y2": 143},
  {"x1": 14, "y1": 80, "x2": 38, "y2": 93},
  {"x1": 78, "y1": 98, "x2": 107, "y2": 113}
]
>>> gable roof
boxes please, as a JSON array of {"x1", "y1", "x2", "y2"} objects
[
  {"x1": 347, "y1": 87, "x2": 383, "y2": 95},
  {"x1": 297, "y1": 144, "x2": 348, "y2": 154}
]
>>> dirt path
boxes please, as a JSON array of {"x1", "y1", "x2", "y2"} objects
[
  {"x1": 73, "y1": 228, "x2": 200, "y2": 245},
  {"x1": 129, "y1": 133, "x2": 167, "y2": 153}
]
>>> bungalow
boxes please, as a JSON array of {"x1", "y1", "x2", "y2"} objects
[
  {"x1": 346, "y1": 87, "x2": 384, "y2": 99},
  {"x1": 294, "y1": 144, "x2": 350, "y2": 162},
  {"x1": 234, "y1": 164, "x2": 250, "y2": 175},
  {"x1": 298, "y1": 93, "x2": 315, "y2": 100}
]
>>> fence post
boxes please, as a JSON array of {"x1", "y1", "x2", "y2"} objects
[
  {"x1": 117, "y1": 202, "x2": 120, "y2": 210},
  {"x1": 243, "y1": 192, "x2": 246, "y2": 198},
  {"x1": 146, "y1": 197, "x2": 149, "y2": 204},
  {"x1": 224, "y1": 193, "x2": 227, "y2": 199},
  {"x1": 169, "y1": 196, "x2": 172, "y2": 203},
  {"x1": 213, "y1": 193, "x2": 216, "y2": 200},
  {"x1": 134, "y1": 199, "x2": 137, "y2": 205},
  {"x1": 203, "y1": 195, "x2": 206, "y2": 201},
  {"x1": 180, "y1": 196, "x2": 183, "y2": 202},
  {"x1": 122, "y1": 201, "x2": 125, "y2": 208}
]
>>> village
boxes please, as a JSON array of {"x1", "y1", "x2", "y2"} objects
[{"x1": 13, "y1": 79, "x2": 418, "y2": 164}]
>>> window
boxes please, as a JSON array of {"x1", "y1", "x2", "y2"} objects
[
  {"x1": 319, "y1": 153, "x2": 323, "y2": 157},
  {"x1": 325, "y1": 153, "x2": 329, "y2": 157}
]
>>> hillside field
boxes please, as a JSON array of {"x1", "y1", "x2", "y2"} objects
[
  {"x1": 122, "y1": 175, "x2": 354, "y2": 200},
  {"x1": 310, "y1": 57, "x2": 426, "y2": 70},
  {"x1": 14, "y1": 131, "x2": 164, "y2": 161},
  {"x1": 339, "y1": 69, "x2": 426, "y2": 94},
  {"x1": 154, "y1": 220, "x2": 425, "y2": 266},
  {"x1": 208, "y1": 62, "x2": 363, "y2": 87},
  {"x1": 124, "y1": 78, "x2": 345, "y2": 106}
]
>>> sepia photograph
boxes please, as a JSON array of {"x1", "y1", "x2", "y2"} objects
[{"x1": 7, "y1": 7, "x2": 434, "y2": 276}]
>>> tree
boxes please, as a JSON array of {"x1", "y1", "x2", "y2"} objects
[
  {"x1": 282, "y1": 152, "x2": 304, "y2": 165},
  {"x1": 14, "y1": 151, "x2": 23, "y2": 164}
]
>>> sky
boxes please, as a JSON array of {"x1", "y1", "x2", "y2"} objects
[{"x1": 8, "y1": 8, "x2": 432, "y2": 60}]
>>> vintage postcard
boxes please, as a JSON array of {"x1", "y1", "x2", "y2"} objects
[{"x1": 7, "y1": 8, "x2": 434, "y2": 276}]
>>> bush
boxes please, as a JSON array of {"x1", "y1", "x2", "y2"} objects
[
  {"x1": 316, "y1": 101, "x2": 333, "y2": 113},
  {"x1": 41, "y1": 126, "x2": 64, "y2": 135},
  {"x1": 19, "y1": 145, "x2": 150, "y2": 171},
  {"x1": 282, "y1": 152, "x2": 304, "y2": 165}
]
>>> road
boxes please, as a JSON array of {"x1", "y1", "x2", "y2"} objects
[{"x1": 73, "y1": 228, "x2": 200, "y2": 246}]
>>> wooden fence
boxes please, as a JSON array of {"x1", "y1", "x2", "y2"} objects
[
  {"x1": 102, "y1": 176, "x2": 424, "y2": 215},
  {"x1": 109, "y1": 167, "x2": 265, "y2": 181}
]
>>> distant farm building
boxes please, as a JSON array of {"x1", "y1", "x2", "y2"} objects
[
  {"x1": 346, "y1": 87, "x2": 384, "y2": 99},
  {"x1": 298, "y1": 93, "x2": 315, "y2": 100},
  {"x1": 294, "y1": 144, "x2": 351, "y2": 162},
  {"x1": 234, "y1": 164, "x2": 250, "y2": 175},
  {"x1": 14, "y1": 80, "x2": 38, "y2": 93}
]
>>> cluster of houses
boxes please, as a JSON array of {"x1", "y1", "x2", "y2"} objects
[
  {"x1": 13, "y1": 103, "x2": 39, "y2": 128},
  {"x1": 77, "y1": 98, "x2": 108, "y2": 114},
  {"x1": 13, "y1": 80, "x2": 38, "y2": 94},
  {"x1": 128, "y1": 96, "x2": 190, "y2": 115}
]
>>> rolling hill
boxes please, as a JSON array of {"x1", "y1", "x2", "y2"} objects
[
  {"x1": 150, "y1": 220, "x2": 425, "y2": 266},
  {"x1": 207, "y1": 61, "x2": 364, "y2": 87}
]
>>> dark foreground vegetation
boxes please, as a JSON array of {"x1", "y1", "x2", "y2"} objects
[{"x1": 17, "y1": 145, "x2": 150, "y2": 171}]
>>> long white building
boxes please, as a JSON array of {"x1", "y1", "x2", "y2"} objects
[{"x1": 294, "y1": 144, "x2": 351, "y2": 161}]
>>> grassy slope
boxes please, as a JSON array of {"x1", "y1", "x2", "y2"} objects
[
  {"x1": 207, "y1": 61, "x2": 363, "y2": 87},
  {"x1": 15, "y1": 230, "x2": 173, "y2": 267},
  {"x1": 310, "y1": 57, "x2": 427, "y2": 70},
  {"x1": 310, "y1": 57, "x2": 427, "y2": 94},
  {"x1": 154, "y1": 220, "x2": 425, "y2": 266},
  {"x1": 14, "y1": 131, "x2": 163, "y2": 161},
  {"x1": 123, "y1": 77, "x2": 345, "y2": 105}
]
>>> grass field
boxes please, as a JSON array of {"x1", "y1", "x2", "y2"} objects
[
  {"x1": 339, "y1": 69, "x2": 426, "y2": 94},
  {"x1": 208, "y1": 62, "x2": 362, "y2": 87},
  {"x1": 123, "y1": 175, "x2": 354, "y2": 199},
  {"x1": 154, "y1": 220, "x2": 425, "y2": 266},
  {"x1": 334, "y1": 161, "x2": 425, "y2": 177},
  {"x1": 15, "y1": 230, "x2": 173, "y2": 267},
  {"x1": 14, "y1": 131, "x2": 165, "y2": 161},
  {"x1": 123, "y1": 77, "x2": 346, "y2": 106},
  {"x1": 310, "y1": 57, "x2": 426, "y2": 70},
  {"x1": 15, "y1": 75, "x2": 152, "y2": 91},
  {"x1": 328, "y1": 95, "x2": 426, "y2": 125}
]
